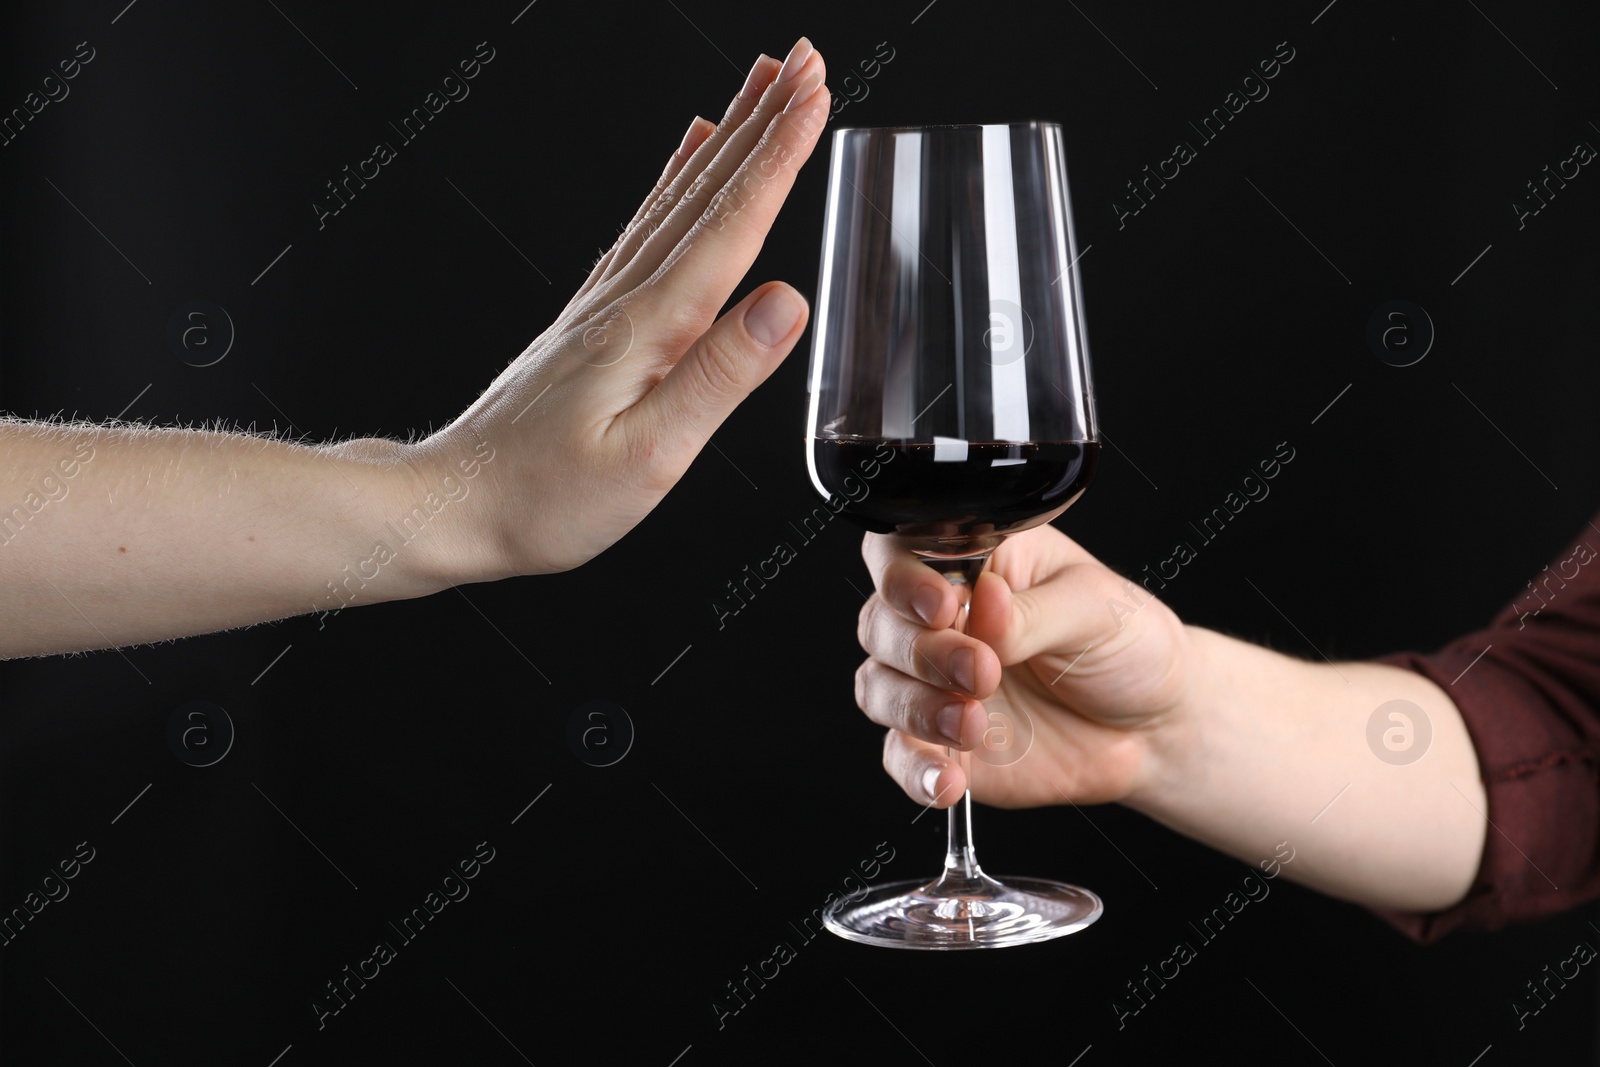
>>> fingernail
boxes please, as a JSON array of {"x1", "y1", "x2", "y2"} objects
[
  {"x1": 675, "y1": 115, "x2": 712, "y2": 159},
  {"x1": 910, "y1": 586, "x2": 941, "y2": 626},
  {"x1": 949, "y1": 648, "x2": 976, "y2": 694},
  {"x1": 774, "y1": 36, "x2": 813, "y2": 85},
  {"x1": 781, "y1": 71, "x2": 822, "y2": 115},
  {"x1": 921, "y1": 765, "x2": 943, "y2": 804},
  {"x1": 745, "y1": 285, "x2": 804, "y2": 347},
  {"x1": 737, "y1": 54, "x2": 774, "y2": 101},
  {"x1": 937, "y1": 703, "x2": 965, "y2": 746}
]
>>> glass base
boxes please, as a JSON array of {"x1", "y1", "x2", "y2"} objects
[{"x1": 823, "y1": 870, "x2": 1102, "y2": 950}]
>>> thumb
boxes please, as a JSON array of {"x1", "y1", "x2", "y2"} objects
[
  {"x1": 968, "y1": 563, "x2": 1149, "y2": 667},
  {"x1": 633, "y1": 281, "x2": 808, "y2": 443}
]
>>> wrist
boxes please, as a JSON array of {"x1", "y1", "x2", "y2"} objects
[
  {"x1": 317, "y1": 433, "x2": 505, "y2": 597},
  {"x1": 1121, "y1": 624, "x2": 1229, "y2": 813}
]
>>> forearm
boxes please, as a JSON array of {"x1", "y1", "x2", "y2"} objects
[
  {"x1": 1128, "y1": 626, "x2": 1488, "y2": 912},
  {"x1": 0, "y1": 421, "x2": 459, "y2": 657}
]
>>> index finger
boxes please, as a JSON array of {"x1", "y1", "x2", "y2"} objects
[{"x1": 862, "y1": 532, "x2": 960, "y2": 631}]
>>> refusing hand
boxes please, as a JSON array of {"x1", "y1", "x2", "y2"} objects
[{"x1": 397, "y1": 37, "x2": 831, "y2": 585}]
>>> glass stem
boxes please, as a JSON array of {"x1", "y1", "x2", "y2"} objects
[{"x1": 923, "y1": 554, "x2": 991, "y2": 893}]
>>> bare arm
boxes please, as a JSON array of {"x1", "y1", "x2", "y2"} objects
[
  {"x1": 0, "y1": 422, "x2": 437, "y2": 656},
  {"x1": 1136, "y1": 630, "x2": 1485, "y2": 911}
]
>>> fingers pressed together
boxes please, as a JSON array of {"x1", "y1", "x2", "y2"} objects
[
  {"x1": 567, "y1": 37, "x2": 832, "y2": 461},
  {"x1": 854, "y1": 538, "x2": 1004, "y2": 807},
  {"x1": 853, "y1": 528, "x2": 1134, "y2": 808}
]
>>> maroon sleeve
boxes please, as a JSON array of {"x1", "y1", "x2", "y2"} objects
[{"x1": 1369, "y1": 511, "x2": 1600, "y2": 942}]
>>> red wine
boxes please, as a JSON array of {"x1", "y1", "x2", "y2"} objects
[{"x1": 809, "y1": 439, "x2": 1097, "y2": 555}]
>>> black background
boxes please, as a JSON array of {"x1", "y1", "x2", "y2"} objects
[{"x1": 3, "y1": 0, "x2": 1599, "y2": 1064}]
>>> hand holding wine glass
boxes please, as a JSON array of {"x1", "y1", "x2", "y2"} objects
[
  {"x1": 855, "y1": 523, "x2": 1195, "y2": 811},
  {"x1": 858, "y1": 520, "x2": 1495, "y2": 918}
]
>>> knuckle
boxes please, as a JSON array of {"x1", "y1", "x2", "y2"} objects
[
  {"x1": 698, "y1": 169, "x2": 766, "y2": 239},
  {"x1": 686, "y1": 327, "x2": 747, "y2": 402},
  {"x1": 1082, "y1": 564, "x2": 1131, "y2": 636},
  {"x1": 857, "y1": 595, "x2": 882, "y2": 652},
  {"x1": 629, "y1": 295, "x2": 704, "y2": 361},
  {"x1": 891, "y1": 683, "x2": 922, "y2": 736},
  {"x1": 658, "y1": 290, "x2": 714, "y2": 351},
  {"x1": 648, "y1": 186, "x2": 679, "y2": 219},
  {"x1": 881, "y1": 566, "x2": 919, "y2": 619},
  {"x1": 908, "y1": 633, "x2": 934, "y2": 684},
  {"x1": 679, "y1": 168, "x2": 716, "y2": 208},
  {"x1": 725, "y1": 173, "x2": 763, "y2": 227},
  {"x1": 1011, "y1": 585, "x2": 1038, "y2": 640}
]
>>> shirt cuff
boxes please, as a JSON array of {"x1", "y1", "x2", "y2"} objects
[{"x1": 1368, "y1": 645, "x2": 1600, "y2": 942}]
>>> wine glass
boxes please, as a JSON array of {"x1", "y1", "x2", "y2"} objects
[{"x1": 805, "y1": 122, "x2": 1102, "y2": 949}]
